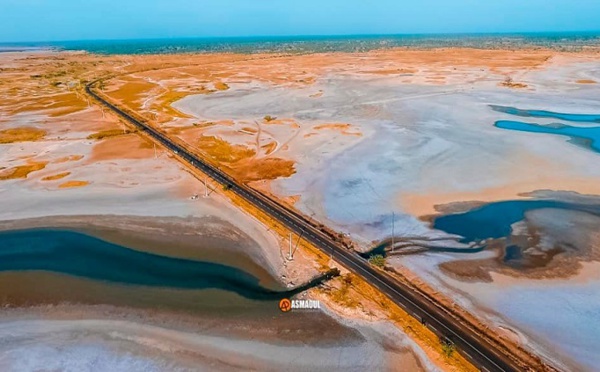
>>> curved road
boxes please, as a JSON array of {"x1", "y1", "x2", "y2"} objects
[{"x1": 86, "y1": 81, "x2": 526, "y2": 372}]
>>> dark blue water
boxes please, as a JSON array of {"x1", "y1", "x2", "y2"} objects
[
  {"x1": 0, "y1": 229, "x2": 287, "y2": 300},
  {"x1": 503, "y1": 245, "x2": 523, "y2": 262},
  {"x1": 2, "y1": 32, "x2": 600, "y2": 55},
  {"x1": 433, "y1": 200, "x2": 600, "y2": 245},
  {"x1": 491, "y1": 105, "x2": 600, "y2": 123}
]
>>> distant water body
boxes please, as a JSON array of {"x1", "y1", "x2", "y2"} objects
[
  {"x1": 2, "y1": 32, "x2": 600, "y2": 55},
  {"x1": 492, "y1": 105, "x2": 600, "y2": 154}
]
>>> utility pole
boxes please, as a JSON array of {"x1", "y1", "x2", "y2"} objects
[
  {"x1": 391, "y1": 212, "x2": 395, "y2": 253},
  {"x1": 288, "y1": 232, "x2": 294, "y2": 260},
  {"x1": 292, "y1": 228, "x2": 306, "y2": 257},
  {"x1": 154, "y1": 143, "x2": 157, "y2": 159},
  {"x1": 204, "y1": 176, "x2": 209, "y2": 197}
]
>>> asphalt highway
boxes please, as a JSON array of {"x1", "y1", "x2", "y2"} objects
[{"x1": 86, "y1": 81, "x2": 524, "y2": 372}]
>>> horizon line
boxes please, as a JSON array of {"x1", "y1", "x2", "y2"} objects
[{"x1": 2, "y1": 30, "x2": 600, "y2": 45}]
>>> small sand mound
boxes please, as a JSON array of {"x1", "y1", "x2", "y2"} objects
[
  {"x1": 313, "y1": 123, "x2": 362, "y2": 136},
  {"x1": 42, "y1": 172, "x2": 71, "y2": 181},
  {"x1": 87, "y1": 129, "x2": 135, "y2": 140},
  {"x1": 214, "y1": 81, "x2": 230, "y2": 91},
  {"x1": 54, "y1": 155, "x2": 84, "y2": 164},
  {"x1": 314, "y1": 123, "x2": 352, "y2": 131},
  {"x1": 59, "y1": 180, "x2": 89, "y2": 188},
  {"x1": 240, "y1": 127, "x2": 258, "y2": 134},
  {"x1": 261, "y1": 141, "x2": 277, "y2": 155},
  {"x1": 360, "y1": 68, "x2": 418, "y2": 75}
]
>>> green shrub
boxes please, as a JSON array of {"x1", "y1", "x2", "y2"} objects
[
  {"x1": 441, "y1": 338, "x2": 456, "y2": 357},
  {"x1": 368, "y1": 254, "x2": 386, "y2": 268}
]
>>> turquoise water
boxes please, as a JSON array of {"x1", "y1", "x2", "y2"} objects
[
  {"x1": 0, "y1": 229, "x2": 286, "y2": 300},
  {"x1": 491, "y1": 105, "x2": 600, "y2": 123},
  {"x1": 491, "y1": 104, "x2": 600, "y2": 153},
  {"x1": 433, "y1": 200, "x2": 600, "y2": 245},
  {"x1": 495, "y1": 120, "x2": 600, "y2": 153},
  {"x1": 2, "y1": 32, "x2": 600, "y2": 55}
]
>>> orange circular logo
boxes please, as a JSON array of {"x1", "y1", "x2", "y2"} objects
[{"x1": 279, "y1": 298, "x2": 292, "y2": 312}]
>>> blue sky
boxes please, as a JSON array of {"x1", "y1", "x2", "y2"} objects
[{"x1": 2, "y1": 0, "x2": 600, "y2": 42}]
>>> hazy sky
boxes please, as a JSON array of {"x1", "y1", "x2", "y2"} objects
[{"x1": 2, "y1": 0, "x2": 600, "y2": 42}]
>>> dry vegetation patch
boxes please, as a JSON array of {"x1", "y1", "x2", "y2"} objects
[
  {"x1": 263, "y1": 115, "x2": 277, "y2": 123},
  {"x1": 232, "y1": 158, "x2": 296, "y2": 183},
  {"x1": 108, "y1": 80, "x2": 157, "y2": 106},
  {"x1": 89, "y1": 134, "x2": 155, "y2": 162},
  {"x1": 152, "y1": 90, "x2": 199, "y2": 120},
  {"x1": 0, "y1": 161, "x2": 48, "y2": 180},
  {"x1": 87, "y1": 128, "x2": 135, "y2": 140},
  {"x1": 0, "y1": 127, "x2": 46, "y2": 144},
  {"x1": 198, "y1": 135, "x2": 256, "y2": 163},
  {"x1": 499, "y1": 76, "x2": 528, "y2": 89},
  {"x1": 58, "y1": 180, "x2": 89, "y2": 188},
  {"x1": 42, "y1": 172, "x2": 71, "y2": 181},
  {"x1": 327, "y1": 274, "x2": 361, "y2": 308},
  {"x1": 195, "y1": 135, "x2": 295, "y2": 182},
  {"x1": 9, "y1": 92, "x2": 88, "y2": 117}
]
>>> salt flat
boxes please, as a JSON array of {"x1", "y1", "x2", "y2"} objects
[{"x1": 173, "y1": 49, "x2": 600, "y2": 370}]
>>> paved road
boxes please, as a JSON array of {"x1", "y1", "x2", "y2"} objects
[{"x1": 86, "y1": 81, "x2": 524, "y2": 372}]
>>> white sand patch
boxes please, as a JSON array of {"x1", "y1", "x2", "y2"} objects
[{"x1": 0, "y1": 317, "x2": 431, "y2": 372}]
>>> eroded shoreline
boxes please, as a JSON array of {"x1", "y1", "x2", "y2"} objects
[{"x1": 0, "y1": 218, "x2": 431, "y2": 372}]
